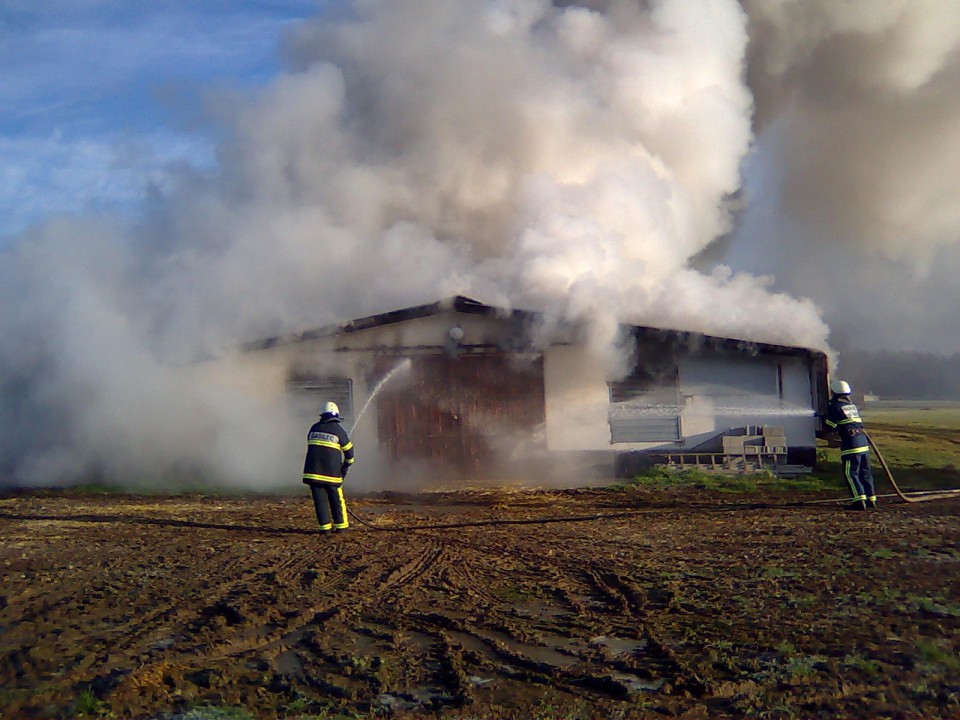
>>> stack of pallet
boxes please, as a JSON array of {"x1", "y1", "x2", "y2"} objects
[{"x1": 721, "y1": 426, "x2": 787, "y2": 472}]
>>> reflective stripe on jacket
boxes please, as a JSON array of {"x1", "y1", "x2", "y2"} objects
[
  {"x1": 825, "y1": 395, "x2": 869, "y2": 455},
  {"x1": 302, "y1": 418, "x2": 355, "y2": 485}
]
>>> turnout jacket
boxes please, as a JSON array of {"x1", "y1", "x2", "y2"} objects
[
  {"x1": 824, "y1": 394, "x2": 869, "y2": 457},
  {"x1": 302, "y1": 417, "x2": 355, "y2": 485}
]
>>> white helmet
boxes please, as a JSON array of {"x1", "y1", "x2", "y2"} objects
[
  {"x1": 320, "y1": 401, "x2": 340, "y2": 418},
  {"x1": 830, "y1": 379, "x2": 852, "y2": 395}
]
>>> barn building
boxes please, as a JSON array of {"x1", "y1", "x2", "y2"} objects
[{"x1": 246, "y1": 296, "x2": 828, "y2": 483}]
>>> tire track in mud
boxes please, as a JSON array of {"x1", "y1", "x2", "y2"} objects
[
  {"x1": 577, "y1": 565, "x2": 709, "y2": 697},
  {"x1": 4, "y1": 501, "x2": 707, "y2": 711},
  {"x1": 186, "y1": 530, "x2": 564, "y2": 710},
  {"x1": 2, "y1": 525, "x2": 248, "y2": 688},
  {"x1": 437, "y1": 521, "x2": 722, "y2": 702},
  {"x1": 126, "y1": 532, "x2": 468, "y2": 709},
  {"x1": 14, "y1": 542, "x2": 321, "y2": 695},
  {"x1": 328, "y1": 524, "x2": 624, "y2": 696},
  {"x1": 157, "y1": 531, "x2": 452, "y2": 663},
  {"x1": 5, "y1": 494, "x2": 960, "y2": 720}
]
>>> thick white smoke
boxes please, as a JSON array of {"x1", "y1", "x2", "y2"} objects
[
  {"x1": 734, "y1": 0, "x2": 960, "y2": 353},
  {"x1": 0, "y1": 0, "x2": 833, "y2": 488}
]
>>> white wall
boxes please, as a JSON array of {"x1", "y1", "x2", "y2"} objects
[
  {"x1": 678, "y1": 355, "x2": 817, "y2": 449},
  {"x1": 544, "y1": 347, "x2": 818, "y2": 452},
  {"x1": 543, "y1": 344, "x2": 613, "y2": 450}
]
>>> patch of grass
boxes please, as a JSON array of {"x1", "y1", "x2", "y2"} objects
[
  {"x1": 762, "y1": 566, "x2": 798, "y2": 580},
  {"x1": 783, "y1": 659, "x2": 816, "y2": 681},
  {"x1": 857, "y1": 407, "x2": 960, "y2": 490},
  {"x1": 601, "y1": 482, "x2": 635, "y2": 493},
  {"x1": 843, "y1": 654, "x2": 882, "y2": 676},
  {"x1": 630, "y1": 464, "x2": 843, "y2": 494},
  {"x1": 773, "y1": 474, "x2": 838, "y2": 492},
  {"x1": 863, "y1": 406, "x2": 960, "y2": 431},
  {"x1": 870, "y1": 547, "x2": 895, "y2": 559},
  {"x1": 71, "y1": 689, "x2": 112, "y2": 718},
  {"x1": 915, "y1": 640, "x2": 960, "y2": 671},
  {"x1": 908, "y1": 595, "x2": 960, "y2": 618},
  {"x1": 283, "y1": 697, "x2": 327, "y2": 717},
  {"x1": 782, "y1": 654, "x2": 827, "y2": 681},
  {"x1": 755, "y1": 703, "x2": 799, "y2": 719},
  {"x1": 856, "y1": 587, "x2": 901, "y2": 606}
]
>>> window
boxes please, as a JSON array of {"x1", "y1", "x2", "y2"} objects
[
  {"x1": 288, "y1": 376, "x2": 354, "y2": 427},
  {"x1": 608, "y1": 354, "x2": 681, "y2": 443}
]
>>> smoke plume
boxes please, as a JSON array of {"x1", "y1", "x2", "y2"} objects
[
  {"x1": 0, "y1": 0, "x2": 840, "y2": 489},
  {"x1": 733, "y1": 0, "x2": 960, "y2": 354}
]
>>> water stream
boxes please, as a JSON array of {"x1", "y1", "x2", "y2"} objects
[
  {"x1": 350, "y1": 358, "x2": 413, "y2": 432},
  {"x1": 609, "y1": 402, "x2": 815, "y2": 418}
]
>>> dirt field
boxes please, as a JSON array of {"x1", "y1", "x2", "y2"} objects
[{"x1": 2, "y1": 487, "x2": 959, "y2": 720}]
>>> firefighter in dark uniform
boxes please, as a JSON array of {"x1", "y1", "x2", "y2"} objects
[
  {"x1": 303, "y1": 401, "x2": 355, "y2": 532},
  {"x1": 824, "y1": 380, "x2": 877, "y2": 510}
]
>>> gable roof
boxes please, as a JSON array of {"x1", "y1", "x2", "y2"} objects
[
  {"x1": 247, "y1": 296, "x2": 525, "y2": 351},
  {"x1": 247, "y1": 295, "x2": 825, "y2": 362}
]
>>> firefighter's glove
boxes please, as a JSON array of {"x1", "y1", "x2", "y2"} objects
[{"x1": 341, "y1": 464, "x2": 350, "y2": 478}]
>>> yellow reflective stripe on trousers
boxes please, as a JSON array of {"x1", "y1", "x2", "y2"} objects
[
  {"x1": 839, "y1": 446, "x2": 869, "y2": 456},
  {"x1": 333, "y1": 486, "x2": 349, "y2": 529},
  {"x1": 843, "y1": 460, "x2": 866, "y2": 501},
  {"x1": 303, "y1": 473, "x2": 343, "y2": 484}
]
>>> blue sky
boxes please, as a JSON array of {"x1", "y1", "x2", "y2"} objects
[{"x1": 0, "y1": 1, "x2": 326, "y2": 238}]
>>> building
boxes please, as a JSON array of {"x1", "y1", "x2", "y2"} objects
[{"x1": 245, "y1": 296, "x2": 828, "y2": 483}]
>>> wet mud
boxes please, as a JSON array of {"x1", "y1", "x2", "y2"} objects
[{"x1": 1, "y1": 487, "x2": 959, "y2": 719}]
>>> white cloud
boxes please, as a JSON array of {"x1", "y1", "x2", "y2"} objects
[
  {"x1": 0, "y1": 131, "x2": 213, "y2": 237},
  {"x1": 0, "y1": 1, "x2": 321, "y2": 234}
]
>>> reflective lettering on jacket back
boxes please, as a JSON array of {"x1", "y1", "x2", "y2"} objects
[
  {"x1": 309, "y1": 431, "x2": 340, "y2": 444},
  {"x1": 841, "y1": 403, "x2": 862, "y2": 422}
]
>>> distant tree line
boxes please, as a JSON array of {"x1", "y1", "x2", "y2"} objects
[{"x1": 838, "y1": 350, "x2": 960, "y2": 400}]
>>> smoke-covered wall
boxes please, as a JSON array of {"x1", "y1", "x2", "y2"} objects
[{"x1": 12, "y1": 0, "x2": 946, "y2": 489}]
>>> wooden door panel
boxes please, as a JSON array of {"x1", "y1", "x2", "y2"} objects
[{"x1": 376, "y1": 354, "x2": 544, "y2": 474}]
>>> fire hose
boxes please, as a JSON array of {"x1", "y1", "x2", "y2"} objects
[
  {"x1": 866, "y1": 432, "x2": 960, "y2": 503},
  {"x1": 343, "y1": 429, "x2": 960, "y2": 530}
]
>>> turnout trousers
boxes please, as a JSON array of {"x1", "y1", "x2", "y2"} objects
[
  {"x1": 842, "y1": 452, "x2": 877, "y2": 505},
  {"x1": 308, "y1": 481, "x2": 349, "y2": 532}
]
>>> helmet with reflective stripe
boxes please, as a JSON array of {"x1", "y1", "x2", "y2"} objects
[
  {"x1": 320, "y1": 401, "x2": 340, "y2": 418},
  {"x1": 830, "y1": 379, "x2": 852, "y2": 395}
]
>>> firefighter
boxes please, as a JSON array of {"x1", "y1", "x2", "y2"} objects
[
  {"x1": 302, "y1": 401, "x2": 355, "y2": 533},
  {"x1": 824, "y1": 380, "x2": 877, "y2": 510}
]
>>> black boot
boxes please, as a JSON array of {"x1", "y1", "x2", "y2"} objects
[{"x1": 846, "y1": 499, "x2": 867, "y2": 511}]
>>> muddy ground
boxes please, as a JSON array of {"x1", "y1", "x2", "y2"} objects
[{"x1": 1, "y1": 487, "x2": 959, "y2": 720}]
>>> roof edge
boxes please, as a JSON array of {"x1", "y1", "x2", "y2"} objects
[{"x1": 244, "y1": 295, "x2": 825, "y2": 360}]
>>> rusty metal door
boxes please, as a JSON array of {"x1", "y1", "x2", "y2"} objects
[{"x1": 376, "y1": 353, "x2": 545, "y2": 475}]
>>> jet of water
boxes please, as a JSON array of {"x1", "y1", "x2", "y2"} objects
[{"x1": 350, "y1": 358, "x2": 413, "y2": 433}]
